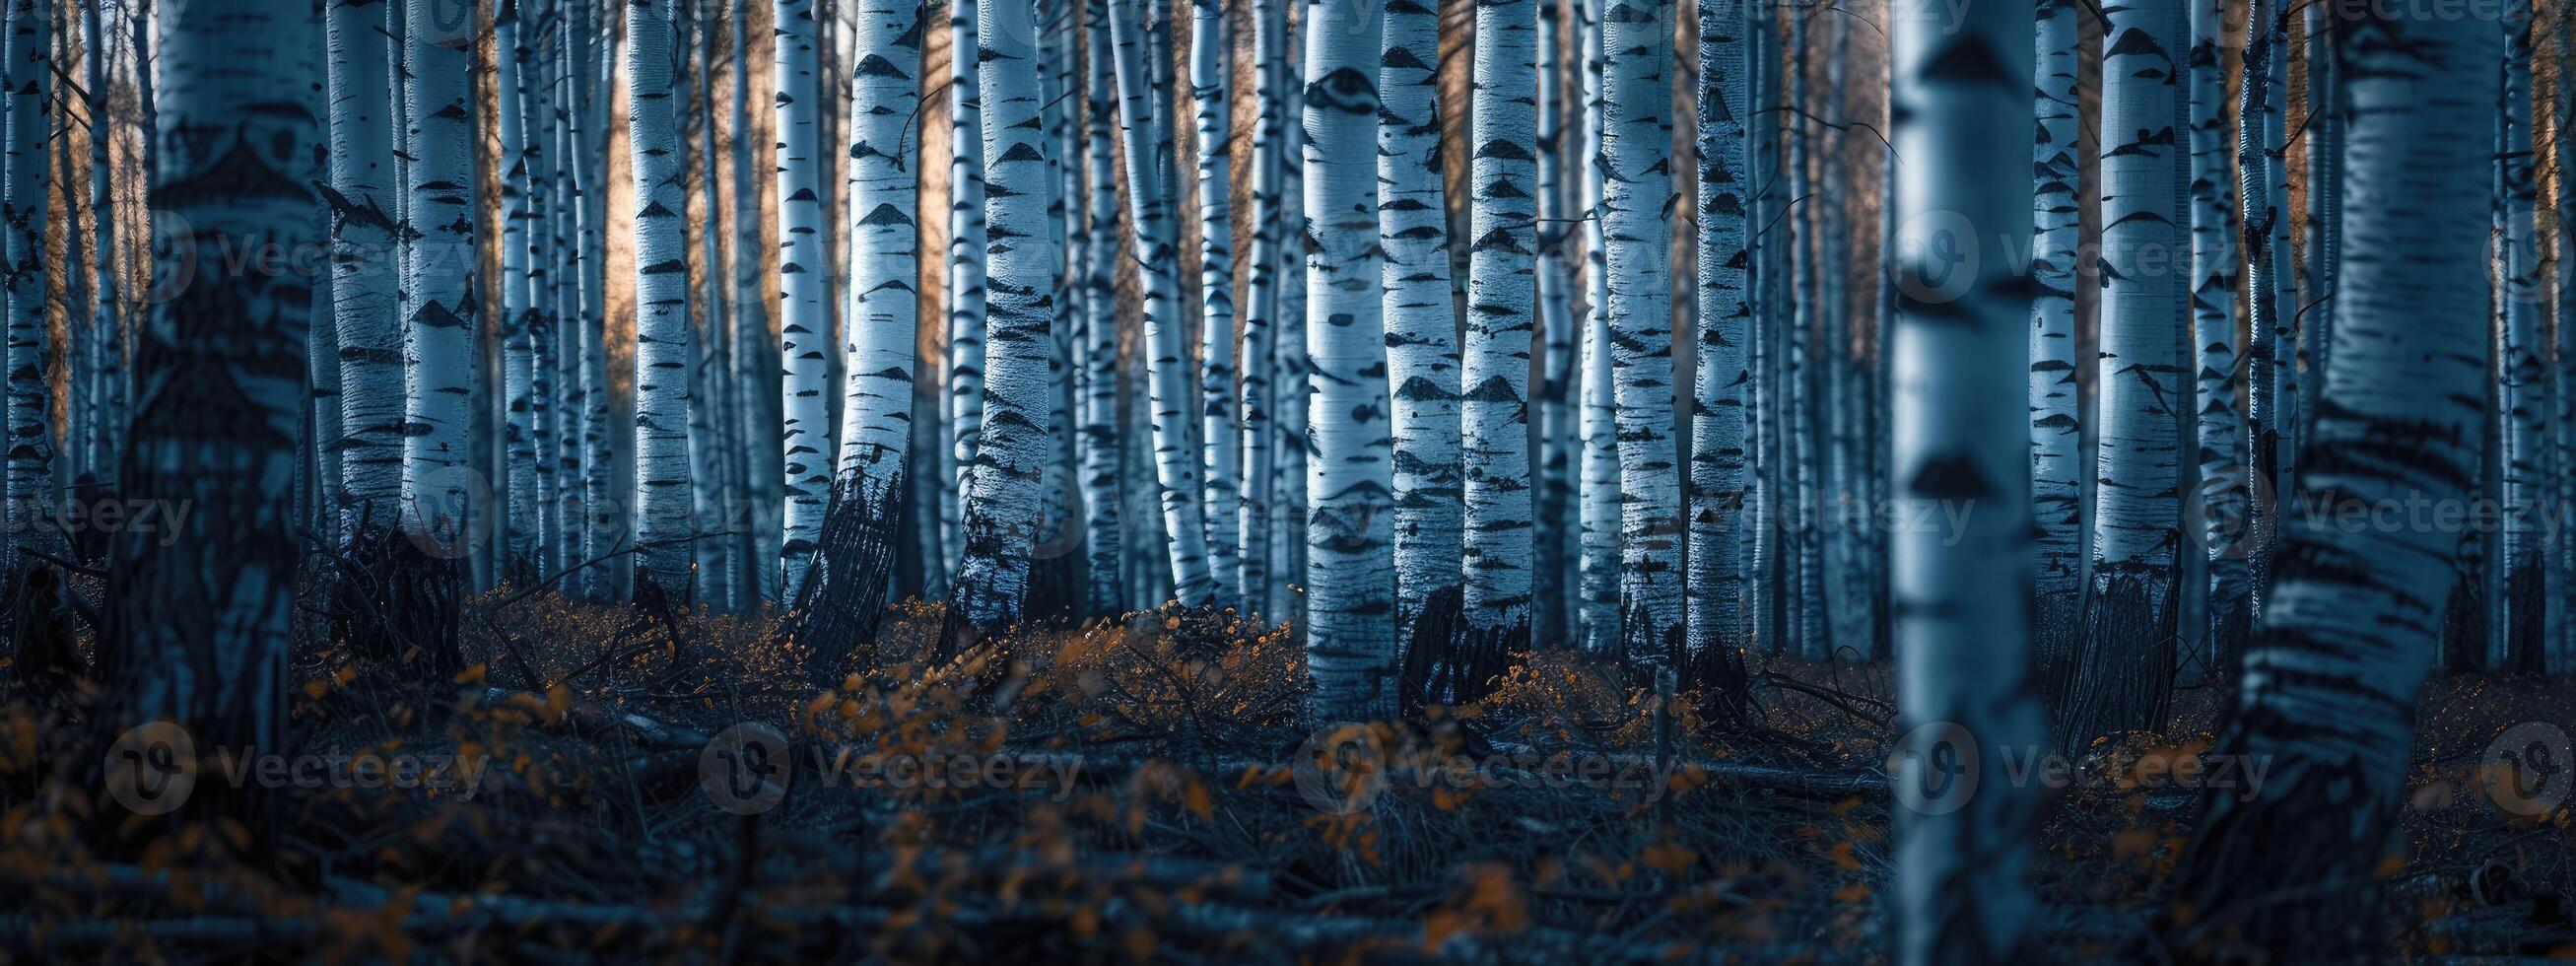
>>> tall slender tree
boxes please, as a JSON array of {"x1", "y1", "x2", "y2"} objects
[
  {"x1": 1573, "y1": 0, "x2": 1617, "y2": 654},
  {"x1": 498, "y1": 0, "x2": 542, "y2": 582},
  {"x1": 1107, "y1": 0, "x2": 1215, "y2": 606},
  {"x1": 626, "y1": 0, "x2": 696, "y2": 601},
  {"x1": 326, "y1": 0, "x2": 401, "y2": 548},
  {"x1": 776, "y1": 0, "x2": 833, "y2": 596},
  {"x1": 1530, "y1": 0, "x2": 1576, "y2": 648},
  {"x1": 2027, "y1": 0, "x2": 2081, "y2": 655},
  {"x1": 1377, "y1": 0, "x2": 1461, "y2": 653},
  {"x1": 102, "y1": 0, "x2": 320, "y2": 765},
  {"x1": 945, "y1": 0, "x2": 988, "y2": 577},
  {"x1": 1887, "y1": 1, "x2": 2042, "y2": 958},
  {"x1": 948, "y1": 0, "x2": 1058, "y2": 633},
  {"x1": 1599, "y1": 0, "x2": 1677, "y2": 666},
  {"x1": 2061, "y1": 0, "x2": 2184, "y2": 742},
  {"x1": 2, "y1": 0, "x2": 57, "y2": 570},
  {"x1": 399, "y1": 0, "x2": 477, "y2": 568},
  {"x1": 1686, "y1": 0, "x2": 1748, "y2": 684},
  {"x1": 1075, "y1": 0, "x2": 1124, "y2": 616},
  {"x1": 794, "y1": 0, "x2": 924, "y2": 647},
  {"x1": 76, "y1": 0, "x2": 116, "y2": 497},
  {"x1": 2164, "y1": 9, "x2": 2498, "y2": 954},
  {"x1": 1190, "y1": 0, "x2": 1240, "y2": 609},
  {"x1": 1457, "y1": 0, "x2": 1538, "y2": 656},
  {"x1": 1236, "y1": 0, "x2": 1286, "y2": 613},
  {"x1": 1300, "y1": 0, "x2": 1393, "y2": 717},
  {"x1": 2188, "y1": 0, "x2": 2249, "y2": 668},
  {"x1": 2492, "y1": 0, "x2": 2544, "y2": 671}
]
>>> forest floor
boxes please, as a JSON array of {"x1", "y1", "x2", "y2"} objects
[{"x1": 3, "y1": 591, "x2": 2574, "y2": 962}]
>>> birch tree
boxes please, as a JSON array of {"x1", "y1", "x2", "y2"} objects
[
  {"x1": 499, "y1": 0, "x2": 542, "y2": 582},
  {"x1": 1599, "y1": 0, "x2": 1677, "y2": 666},
  {"x1": 1301, "y1": 0, "x2": 1394, "y2": 718},
  {"x1": 1531, "y1": 0, "x2": 1576, "y2": 647},
  {"x1": 945, "y1": 0, "x2": 1059, "y2": 632},
  {"x1": 776, "y1": 0, "x2": 832, "y2": 596},
  {"x1": 2164, "y1": 10, "x2": 2498, "y2": 953},
  {"x1": 1887, "y1": 1, "x2": 2042, "y2": 958},
  {"x1": 1107, "y1": 0, "x2": 1215, "y2": 606},
  {"x1": 1574, "y1": 0, "x2": 1617, "y2": 654},
  {"x1": 2061, "y1": 0, "x2": 2183, "y2": 742},
  {"x1": 1190, "y1": 0, "x2": 1240, "y2": 608},
  {"x1": 626, "y1": 0, "x2": 696, "y2": 601},
  {"x1": 1235, "y1": 0, "x2": 1287, "y2": 612},
  {"x1": 1075, "y1": 0, "x2": 1123, "y2": 615},
  {"x1": 2492, "y1": 0, "x2": 2543, "y2": 670},
  {"x1": 945, "y1": 0, "x2": 988, "y2": 575},
  {"x1": 2027, "y1": 0, "x2": 2080, "y2": 644},
  {"x1": 2187, "y1": 0, "x2": 2248, "y2": 666},
  {"x1": 794, "y1": 0, "x2": 924, "y2": 646},
  {"x1": 324, "y1": 0, "x2": 399, "y2": 551},
  {"x1": 1378, "y1": 0, "x2": 1461, "y2": 650},
  {"x1": 1458, "y1": 0, "x2": 1537, "y2": 653},
  {"x1": 2, "y1": 0, "x2": 57, "y2": 569},
  {"x1": 1686, "y1": 0, "x2": 1748, "y2": 681},
  {"x1": 102, "y1": 0, "x2": 319, "y2": 763},
  {"x1": 399, "y1": 0, "x2": 477, "y2": 567}
]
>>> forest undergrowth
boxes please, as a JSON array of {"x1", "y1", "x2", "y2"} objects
[{"x1": 3, "y1": 591, "x2": 2570, "y2": 961}]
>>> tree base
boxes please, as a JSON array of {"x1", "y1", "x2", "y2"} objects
[{"x1": 788, "y1": 475, "x2": 905, "y2": 680}]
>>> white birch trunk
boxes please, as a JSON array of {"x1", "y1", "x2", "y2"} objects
[
  {"x1": 1685, "y1": 0, "x2": 1747, "y2": 669},
  {"x1": 1530, "y1": 0, "x2": 1577, "y2": 648},
  {"x1": 499, "y1": 2, "x2": 541, "y2": 581},
  {"x1": 1301, "y1": 0, "x2": 1395, "y2": 718},
  {"x1": 2063, "y1": 0, "x2": 2184, "y2": 741},
  {"x1": 1887, "y1": 3, "x2": 2043, "y2": 958},
  {"x1": 2188, "y1": 0, "x2": 2249, "y2": 666},
  {"x1": 1599, "y1": 0, "x2": 1677, "y2": 666},
  {"x1": 2492, "y1": 0, "x2": 2544, "y2": 670},
  {"x1": 1108, "y1": 0, "x2": 1215, "y2": 606},
  {"x1": 1076, "y1": 0, "x2": 1124, "y2": 615},
  {"x1": 1378, "y1": 0, "x2": 1461, "y2": 643},
  {"x1": 2027, "y1": 0, "x2": 2080, "y2": 628},
  {"x1": 1458, "y1": 0, "x2": 1537, "y2": 646},
  {"x1": 944, "y1": 0, "x2": 988, "y2": 577},
  {"x1": 1234, "y1": 0, "x2": 1286, "y2": 615},
  {"x1": 1190, "y1": 0, "x2": 1241, "y2": 609},
  {"x1": 1573, "y1": 0, "x2": 1617, "y2": 654},
  {"x1": 2167, "y1": 11, "x2": 2497, "y2": 952},
  {"x1": 109, "y1": 0, "x2": 320, "y2": 755},
  {"x1": 399, "y1": 0, "x2": 478, "y2": 562},
  {"x1": 626, "y1": 0, "x2": 696, "y2": 599},
  {"x1": 776, "y1": 0, "x2": 834, "y2": 596},
  {"x1": 327, "y1": 0, "x2": 403, "y2": 544},
  {"x1": 1, "y1": 0, "x2": 56, "y2": 566}
]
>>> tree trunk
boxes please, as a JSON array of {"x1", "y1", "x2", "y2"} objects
[
  {"x1": 326, "y1": 0, "x2": 402, "y2": 546},
  {"x1": 1457, "y1": 0, "x2": 1537, "y2": 656},
  {"x1": 1107, "y1": 0, "x2": 1215, "y2": 607},
  {"x1": 1234, "y1": 0, "x2": 1284, "y2": 616},
  {"x1": 2188, "y1": 0, "x2": 2249, "y2": 676},
  {"x1": 2491, "y1": 0, "x2": 2543, "y2": 672},
  {"x1": 775, "y1": 0, "x2": 833, "y2": 597},
  {"x1": 1573, "y1": 0, "x2": 1617, "y2": 655},
  {"x1": 1074, "y1": 0, "x2": 1124, "y2": 617},
  {"x1": 947, "y1": 0, "x2": 1059, "y2": 634},
  {"x1": 1190, "y1": 0, "x2": 1241, "y2": 610},
  {"x1": 1379, "y1": 0, "x2": 1461, "y2": 655},
  {"x1": 102, "y1": 0, "x2": 320, "y2": 778},
  {"x1": 2061, "y1": 0, "x2": 2183, "y2": 743},
  {"x1": 1887, "y1": 3, "x2": 2042, "y2": 959},
  {"x1": 1299, "y1": 0, "x2": 1394, "y2": 719},
  {"x1": 2162, "y1": 10, "x2": 2497, "y2": 956},
  {"x1": 944, "y1": 0, "x2": 988, "y2": 580},
  {"x1": 1685, "y1": 0, "x2": 1748, "y2": 694},
  {"x1": 1600, "y1": 0, "x2": 1677, "y2": 669},
  {"x1": 1530, "y1": 0, "x2": 1576, "y2": 650},
  {"x1": 499, "y1": 0, "x2": 542, "y2": 584},
  {"x1": 3, "y1": 0, "x2": 59, "y2": 569},
  {"x1": 2027, "y1": 0, "x2": 2081, "y2": 669},
  {"x1": 626, "y1": 0, "x2": 697, "y2": 602}
]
